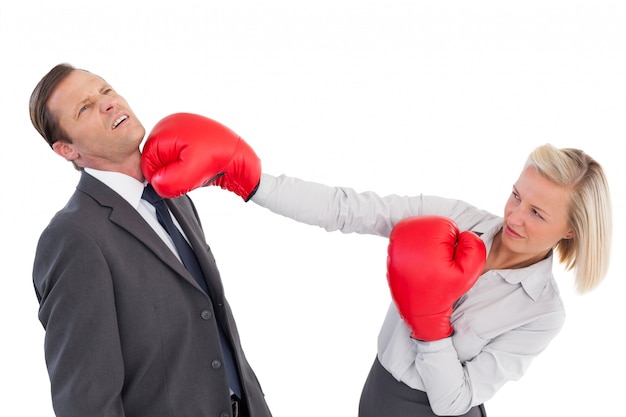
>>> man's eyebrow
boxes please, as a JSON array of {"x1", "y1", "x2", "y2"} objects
[{"x1": 73, "y1": 83, "x2": 112, "y2": 114}]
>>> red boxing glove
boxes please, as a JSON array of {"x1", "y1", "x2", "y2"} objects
[
  {"x1": 141, "y1": 113, "x2": 261, "y2": 200},
  {"x1": 387, "y1": 216, "x2": 486, "y2": 342}
]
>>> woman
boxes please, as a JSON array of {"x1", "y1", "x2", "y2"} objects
[
  {"x1": 140, "y1": 116, "x2": 612, "y2": 416},
  {"x1": 247, "y1": 144, "x2": 612, "y2": 416}
]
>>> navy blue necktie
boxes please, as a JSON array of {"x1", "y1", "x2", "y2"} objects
[{"x1": 141, "y1": 184, "x2": 242, "y2": 397}]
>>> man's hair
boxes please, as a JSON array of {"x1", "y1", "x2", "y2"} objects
[{"x1": 29, "y1": 63, "x2": 77, "y2": 148}]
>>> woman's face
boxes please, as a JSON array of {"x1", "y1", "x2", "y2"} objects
[{"x1": 502, "y1": 166, "x2": 574, "y2": 259}]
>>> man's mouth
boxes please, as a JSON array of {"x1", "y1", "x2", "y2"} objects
[{"x1": 112, "y1": 115, "x2": 129, "y2": 129}]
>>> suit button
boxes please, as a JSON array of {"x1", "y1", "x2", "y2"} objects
[
  {"x1": 211, "y1": 359, "x2": 222, "y2": 369},
  {"x1": 220, "y1": 412, "x2": 229, "y2": 417},
  {"x1": 201, "y1": 310, "x2": 212, "y2": 320}
]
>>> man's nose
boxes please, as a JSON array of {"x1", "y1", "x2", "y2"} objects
[{"x1": 99, "y1": 96, "x2": 118, "y2": 113}]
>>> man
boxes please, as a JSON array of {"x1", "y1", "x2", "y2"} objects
[{"x1": 29, "y1": 63, "x2": 271, "y2": 417}]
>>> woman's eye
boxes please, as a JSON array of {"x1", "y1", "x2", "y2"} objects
[
  {"x1": 79, "y1": 105, "x2": 88, "y2": 114},
  {"x1": 531, "y1": 209, "x2": 544, "y2": 219}
]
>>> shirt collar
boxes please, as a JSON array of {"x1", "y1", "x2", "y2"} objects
[
  {"x1": 471, "y1": 218, "x2": 556, "y2": 301},
  {"x1": 84, "y1": 167, "x2": 146, "y2": 208},
  {"x1": 496, "y1": 255, "x2": 555, "y2": 300}
]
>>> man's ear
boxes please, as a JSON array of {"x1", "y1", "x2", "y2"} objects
[{"x1": 52, "y1": 141, "x2": 78, "y2": 161}]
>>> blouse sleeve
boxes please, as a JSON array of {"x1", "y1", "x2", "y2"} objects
[
  {"x1": 251, "y1": 173, "x2": 485, "y2": 236},
  {"x1": 413, "y1": 281, "x2": 566, "y2": 415}
]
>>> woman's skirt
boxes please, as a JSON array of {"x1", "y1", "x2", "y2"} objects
[{"x1": 358, "y1": 357, "x2": 487, "y2": 417}]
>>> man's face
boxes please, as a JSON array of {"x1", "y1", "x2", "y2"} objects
[{"x1": 47, "y1": 69, "x2": 146, "y2": 170}]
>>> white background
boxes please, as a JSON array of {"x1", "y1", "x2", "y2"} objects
[{"x1": 1, "y1": 1, "x2": 624, "y2": 416}]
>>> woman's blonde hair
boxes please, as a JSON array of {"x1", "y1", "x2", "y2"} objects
[{"x1": 525, "y1": 144, "x2": 612, "y2": 293}]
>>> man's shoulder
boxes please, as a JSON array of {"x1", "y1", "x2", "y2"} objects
[{"x1": 42, "y1": 179, "x2": 120, "y2": 235}]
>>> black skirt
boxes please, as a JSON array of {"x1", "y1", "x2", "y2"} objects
[{"x1": 358, "y1": 357, "x2": 487, "y2": 417}]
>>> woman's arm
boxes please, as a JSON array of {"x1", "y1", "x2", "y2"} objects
[
  {"x1": 252, "y1": 173, "x2": 476, "y2": 236},
  {"x1": 415, "y1": 311, "x2": 564, "y2": 415}
]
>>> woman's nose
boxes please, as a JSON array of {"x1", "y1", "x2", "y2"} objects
[{"x1": 507, "y1": 205, "x2": 524, "y2": 225}]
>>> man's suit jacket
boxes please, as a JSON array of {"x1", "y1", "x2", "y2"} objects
[{"x1": 33, "y1": 172, "x2": 272, "y2": 417}]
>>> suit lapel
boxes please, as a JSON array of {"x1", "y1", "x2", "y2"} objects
[{"x1": 76, "y1": 173, "x2": 205, "y2": 294}]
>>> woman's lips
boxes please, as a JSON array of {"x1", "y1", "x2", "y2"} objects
[{"x1": 504, "y1": 224, "x2": 522, "y2": 238}]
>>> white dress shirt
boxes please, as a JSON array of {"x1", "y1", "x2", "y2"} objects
[{"x1": 252, "y1": 173, "x2": 566, "y2": 415}]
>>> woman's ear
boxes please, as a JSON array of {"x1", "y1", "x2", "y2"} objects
[
  {"x1": 564, "y1": 230, "x2": 575, "y2": 240},
  {"x1": 52, "y1": 141, "x2": 78, "y2": 161}
]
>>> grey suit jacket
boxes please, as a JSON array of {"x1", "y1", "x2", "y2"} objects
[{"x1": 33, "y1": 172, "x2": 272, "y2": 417}]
